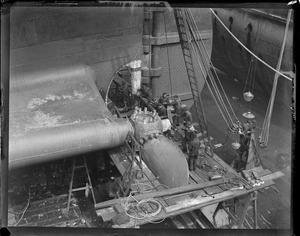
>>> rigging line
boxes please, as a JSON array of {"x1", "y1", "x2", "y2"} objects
[
  {"x1": 210, "y1": 8, "x2": 292, "y2": 82},
  {"x1": 186, "y1": 31, "x2": 230, "y2": 126},
  {"x1": 245, "y1": 13, "x2": 263, "y2": 94},
  {"x1": 259, "y1": 9, "x2": 292, "y2": 146},
  {"x1": 163, "y1": 10, "x2": 173, "y2": 96},
  {"x1": 186, "y1": 9, "x2": 240, "y2": 123},
  {"x1": 248, "y1": 19, "x2": 262, "y2": 113},
  {"x1": 187, "y1": 27, "x2": 233, "y2": 126},
  {"x1": 190, "y1": 14, "x2": 239, "y2": 125},
  {"x1": 186, "y1": 11, "x2": 236, "y2": 125},
  {"x1": 186, "y1": 19, "x2": 233, "y2": 127},
  {"x1": 250, "y1": 15, "x2": 263, "y2": 94},
  {"x1": 189, "y1": 40, "x2": 231, "y2": 128}
]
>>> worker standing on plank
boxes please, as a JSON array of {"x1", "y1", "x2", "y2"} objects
[
  {"x1": 171, "y1": 95, "x2": 182, "y2": 126},
  {"x1": 181, "y1": 121, "x2": 195, "y2": 152},
  {"x1": 180, "y1": 104, "x2": 193, "y2": 126},
  {"x1": 187, "y1": 131, "x2": 201, "y2": 171}
]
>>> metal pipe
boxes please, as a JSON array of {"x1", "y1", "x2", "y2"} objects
[
  {"x1": 1, "y1": 5, "x2": 10, "y2": 227},
  {"x1": 143, "y1": 5, "x2": 151, "y2": 55},
  {"x1": 150, "y1": 10, "x2": 164, "y2": 98},
  {"x1": 8, "y1": 63, "x2": 134, "y2": 170},
  {"x1": 141, "y1": 136, "x2": 189, "y2": 188},
  {"x1": 9, "y1": 118, "x2": 133, "y2": 170}
]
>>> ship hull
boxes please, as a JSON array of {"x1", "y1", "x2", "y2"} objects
[
  {"x1": 5, "y1": 5, "x2": 212, "y2": 168},
  {"x1": 211, "y1": 8, "x2": 293, "y2": 107}
]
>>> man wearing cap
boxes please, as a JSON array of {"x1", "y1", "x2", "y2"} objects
[
  {"x1": 187, "y1": 132, "x2": 201, "y2": 171},
  {"x1": 171, "y1": 95, "x2": 182, "y2": 126},
  {"x1": 180, "y1": 105, "x2": 193, "y2": 126},
  {"x1": 159, "y1": 92, "x2": 169, "y2": 107},
  {"x1": 181, "y1": 121, "x2": 195, "y2": 152},
  {"x1": 234, "y1": 123, "x2": 252, "y2": 171}
]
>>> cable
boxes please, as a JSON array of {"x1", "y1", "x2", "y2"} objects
[
  {"x1": 259, "y1": 9, "x2": 292, "y2": 147},
  {"x1": 186, "y1": 9, "x2": 240, "y2": 125},
  {"x1": 186, "y1": 9, "x2": 234, "y2": 124},
  {"x1": 210, "y1": 8, "x2": 293, "y2": 82},
  {"x1": 122, "y1": 185, "x2": 165, "y2": 224},
  {"x1": 15, "y1": 188, "x2": 31, "y2": 226},
  {"x1": 184, "y1": 9, "x2": 236, "y2": 128}
]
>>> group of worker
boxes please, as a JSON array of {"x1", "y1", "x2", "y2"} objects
[{"x1": 137, "y1": 86, "x2": 206, "y2": 171}]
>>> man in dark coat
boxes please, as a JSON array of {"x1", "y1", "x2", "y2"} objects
[
  {"x1": 180, "y1": 105, "x2": 193, "y2": 126},
  {"x1": 187, "y1": 131, "x2": 201, "y2": 171},
  {"x1": 159, "y1": 92, "x2": 169, "y2": 107},
  {"x1": 171, "y1": 95, "x2": 182, "y2": 126}
]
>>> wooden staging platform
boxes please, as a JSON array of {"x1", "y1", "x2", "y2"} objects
[{"x1": 94, "y1": 144, "x2": 283, "y2": 229}]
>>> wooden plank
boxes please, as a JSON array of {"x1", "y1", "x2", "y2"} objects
[
  {"x1": 109, "y1": 146, "x2": 199, "y2": 228},
  {"x1": 189, "y1": 169, "x2": 205, "y2": 183},
  {"x1": 95, "y1": 179, "x2": 224, "y2": 209},
  {"x1": 164, "y1": 180, "x2": 274, "y2": 215},
  {"x1": 179, "y1": 214, "x2": 196, "y2": 228},
  {"x1": 170, "y1": 216, "x2": 185, "y2": 229},
  {"x1": 114, "y1": 179, "x2": 274, "y2": 228},
  {"x1": 139, "y1": 160, "x2": 200, "y2": 229},
  {"x1": 109, "y1": 148, "x2": 127, "y2": 175},
  {"x1": 260, "y1": 171, "x2": 284, "y2": 181},
  {"x1": 188, "y1": 211, "x2": 207, "y2": 229}
]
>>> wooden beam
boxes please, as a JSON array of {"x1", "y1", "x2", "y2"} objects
[
  {"x1": 261, "y1": 171, "x2": 284, "y2": 181},
  {"x1": 95, "y1": 179, "x2": 224, "y2": 209}
]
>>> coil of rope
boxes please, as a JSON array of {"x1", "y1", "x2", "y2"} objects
[{"x1": 121, "y1": 183, "x2": 167, "y2": 224}]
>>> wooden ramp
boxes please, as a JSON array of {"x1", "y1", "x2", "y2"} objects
[{"x1": 95, "y1": 145, "x2": 283, "y2": 228}]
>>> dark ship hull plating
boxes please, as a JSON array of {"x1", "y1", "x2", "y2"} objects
[{"x1": 211, "y1": 8, "x2": 293, "y2": 107}]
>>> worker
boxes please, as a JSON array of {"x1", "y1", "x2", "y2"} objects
[
  {"x1": 232, "y1": 123, "x2": 252, "y2": 172},
  {"x1": 180, "y1": 104, "x2": 193, "y2": 126},
  {"x1": 137, "y1": 85, "x2": 156, "y2": 111},
  {"x1": 171, "y1": 95, "x2": 182, "y2": 126},
  {"x1": 159, "y1": 92, "x2": 169, "y2": 107},
  {"x1": 187, "y1": 131, "x2": 201, "y2": 171},
  {"x1": 181, "y1": 121, "x2": 195, "y2": 152},
  {"x1": 154, "y1": 101, "x2": 167, "y2": 117}
]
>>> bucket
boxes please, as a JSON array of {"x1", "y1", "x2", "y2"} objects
[
  {"x1": 243, "y1": 92, "x2": 254, "y2": 102},
  {"x1": 242, "y1": 111, "x2": 255, "y2": 119},
  {"x1": 231, "y1": 142, "x2": 241, "y2": 150}
]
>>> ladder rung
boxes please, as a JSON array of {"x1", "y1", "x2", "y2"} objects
[
  {"x1": 185, "y1": 60, "x2": 193, "y2": 65},
  {"x1": 74, "y1": 165, "x2": 86, "y2": 169},
  {"x1": 72, "y1": 186, "x2": 88, "y2": 192}
]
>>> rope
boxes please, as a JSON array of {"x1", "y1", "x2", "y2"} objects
[
  {"x1": 189, "y1": 39, "x2": 230, "y2": 128},
  {"x1": 185, "y1": 9, "x2": 240, "y2": 129},
  {"x1": 187, "y1": 9, "x2": 240, "y2": 125},
  {"x1": 122, "y1": 183, "x2": 165, "y2": 224},
  {"x1": 210, "y1": 8, "x2": 293, "y2": 82},
  {"x1": 15, "y1": 188, "x2": 31, "y2": 226},
  {"x1": 186, "y1": 9, "x2": 236, "y2": 125},
  {"x1": 244, "y1": 15, "x2": 262, "y2": 94},
  {"x1": 243, "y1": 15, "x2": 262, "y2": 114},
  {"x1": 259, "y1": 9, "x2": 292, "y2": 147}
]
